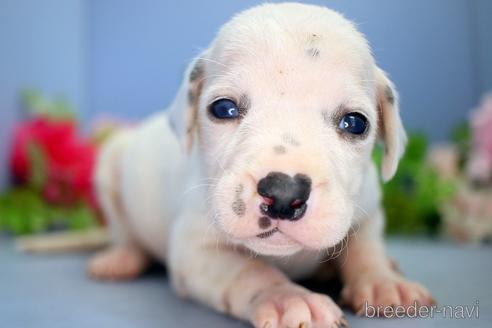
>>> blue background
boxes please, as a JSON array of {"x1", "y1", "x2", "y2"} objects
[{"x1": 1, "y1": 0, "x2": 492, "y2": 190}]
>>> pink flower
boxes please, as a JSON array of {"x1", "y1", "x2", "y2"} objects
[
  {"x1": 10, "y1": 115, "x2": 97, "y2": 208},
  {"x1": 467, "y1": 94, "x2": 492, "y2": 183}
]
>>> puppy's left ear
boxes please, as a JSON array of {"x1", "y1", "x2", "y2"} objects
[
  {"x1": 168, "y1": 53, "x2": 206, "y2": 153},
  {"x1": 375, "y1": 67, "x2": 408, "y2": 182}
]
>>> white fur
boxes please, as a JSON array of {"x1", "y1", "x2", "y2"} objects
[{"x1": 90, "y1": 3, "x2": 433, "y2": 327}]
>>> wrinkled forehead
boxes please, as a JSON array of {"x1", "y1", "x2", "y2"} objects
[{"x1": 204, "y1": 21, "x2": 376, "y2": 110}]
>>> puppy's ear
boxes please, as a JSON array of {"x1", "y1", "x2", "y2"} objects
[
  {"x1": 168, "y1": 54, "x2": 206, "y2": 153},
  {"x1": 375, "y1": 67, "x2": 407, "y2": 182}
]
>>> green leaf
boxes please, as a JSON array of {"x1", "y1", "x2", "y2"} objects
[
  {"x1": 22, "y1": 89, "x2": 49, "y2": 116},
  {"x1": 451, "y1": 121, "x2": 471, "y2": 169},
  {"x1": 51, "y1": 97, "x2": 76, "y2": 120},
  {"x1": 68, "y1": 204, "x2": 97, "y2": 230},
  {"x1": 26, "y1": 142, "x2": 47, "y2": 190},
  {"x1": 21, "y1": 88, "x2": 77, "y2": 120}
]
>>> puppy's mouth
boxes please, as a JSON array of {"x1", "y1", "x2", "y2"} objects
[
  {"x1": 256, "y1": 227, "x2": 279, "y2": 239},
  {"x1": 244, "y1": 226, "x2": 303, "y2": 256},
  {"x1": 255, "y1": 227, "x2": 300, "y2": 247}
]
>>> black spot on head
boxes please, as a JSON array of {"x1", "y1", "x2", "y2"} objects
[
  {"x1": 281, "y1": 133, "x2": 300, "y2": 146},
  {"x1": 385, "y1": 85, "x2": 395, "y2": 105},
  {"x1": 273, "y1": 145, "x2": 286, "y2": 154},
  {"x1": 307, "y1": 47, "x2": 320, "y2": 58},
  {"x1": 258, "y1": 216, "x2": 271, "y2": 229}
]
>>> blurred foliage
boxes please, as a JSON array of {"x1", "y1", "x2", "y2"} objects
[
  {"x1": 22, "y1": 89, "x2": 76, "y2": 120},
  {"x1": 0, "y1": 90, "x2": 98, "y2": 236},
  {"x1": 375, "y1": 133, "x2": 458, "y2": 235},
  {"x1": 0, "y1": 188, "x2": 96, "y2": 235},
  {"x1": 451, "y1": 121, "x2": 471, "y2": 170}
]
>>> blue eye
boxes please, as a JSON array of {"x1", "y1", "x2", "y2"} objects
[
  {"x1": 210, "y1": 99, "x2": 240, "y2": 119},
  {"x1": 339, "y1": 112, "x2": 368, "y2": 135}
]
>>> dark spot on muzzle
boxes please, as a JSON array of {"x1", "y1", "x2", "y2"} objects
[
  {"x1": 258, "y1": 216, "x2": 271, "y2": 229},
  {"x1": 232, "y1": 199, "x2": 246, "y2": 217},
  {"x1": 231, "y1": 184, "x2": 245, "y2": 217}
]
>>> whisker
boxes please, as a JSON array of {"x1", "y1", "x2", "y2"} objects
[{"x1": 195, "y1": 57, "x2": 228, "y2": 69}]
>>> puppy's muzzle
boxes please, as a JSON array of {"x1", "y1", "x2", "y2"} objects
[{"x1": 257, "y1": 172, "x2": 312, "y2": 221}]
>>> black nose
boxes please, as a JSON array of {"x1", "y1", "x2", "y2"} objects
[{"x1": 257, "y1": 172, "x2": 312, "y2": 221}]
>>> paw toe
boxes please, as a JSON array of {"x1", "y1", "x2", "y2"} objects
[
  {"x1": 253, "y1": 301, "x2": 278, "y2": 328},
  {"x1": 281, "y1": 296, "x2": 311, "y2": 328},
  {"x1": 374, "y1": 282, "x2": 401, "y2": 307}
]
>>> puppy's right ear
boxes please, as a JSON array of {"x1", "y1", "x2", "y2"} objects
[
  {"x1": 168, "y1": 54, "x2": 206, "y2": 153},
  {"x1": 375, "y1": 67, "x2": 408, "y2": 182}
]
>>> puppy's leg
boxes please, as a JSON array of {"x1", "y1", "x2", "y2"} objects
[
  {"x1": 88, "y1": 246, "x2": 149, "y2": 280},
  {"x1": 88, "y1": 131, "x2": 150, "y2": 280},
  {"x1": 169, "y1": 214, "x2": 346, "y2": 328},
  {"x1": 338, "y1": 210, "x2": 434, "y2": 316}
]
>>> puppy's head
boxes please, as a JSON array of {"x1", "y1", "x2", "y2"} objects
[{"x1": 169, "y1": 3, "x2": 406, "y2": 256}]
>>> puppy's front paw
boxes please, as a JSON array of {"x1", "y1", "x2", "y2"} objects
[
  {"x1": 250, "y1": 283, "x2": 347, "y2": 328},
  {"x1": 341, "y1": 272, "x2": 435, "y2": 317},
  {"x1": 88, "y1": 246, "x2": 149, "y2": 280}
]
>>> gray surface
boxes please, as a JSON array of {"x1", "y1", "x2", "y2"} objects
[{"x1": 0, "y1": 238, "x2": 490, "y2": 327}]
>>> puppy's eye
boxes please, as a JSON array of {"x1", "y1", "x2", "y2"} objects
[
  {"x1": 338, "y1": 112, "x2": 368, "y2": 135},
  {"x1": 210, "y1": 99, "x2": 240, "y2": 119}
]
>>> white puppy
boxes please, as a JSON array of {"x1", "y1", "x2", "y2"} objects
[{"x1": 89, "y1": 3, "x2": 434, "y2": 327}]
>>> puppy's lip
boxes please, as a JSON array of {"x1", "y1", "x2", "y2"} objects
[
  {"x1": 256, "y1": 227, "x2": 279, "y2": 239},
  {"x1": 254, "y1": 228, "x2": 300, "y2": 246}
]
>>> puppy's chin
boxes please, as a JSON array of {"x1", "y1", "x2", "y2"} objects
[{"x1": 240, "y1": 233, "x2": 304, "y2": 256}]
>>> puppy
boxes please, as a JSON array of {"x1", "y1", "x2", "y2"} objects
[{"x1": 89, "y1": 3, "x2": 434, "y2": 327}]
